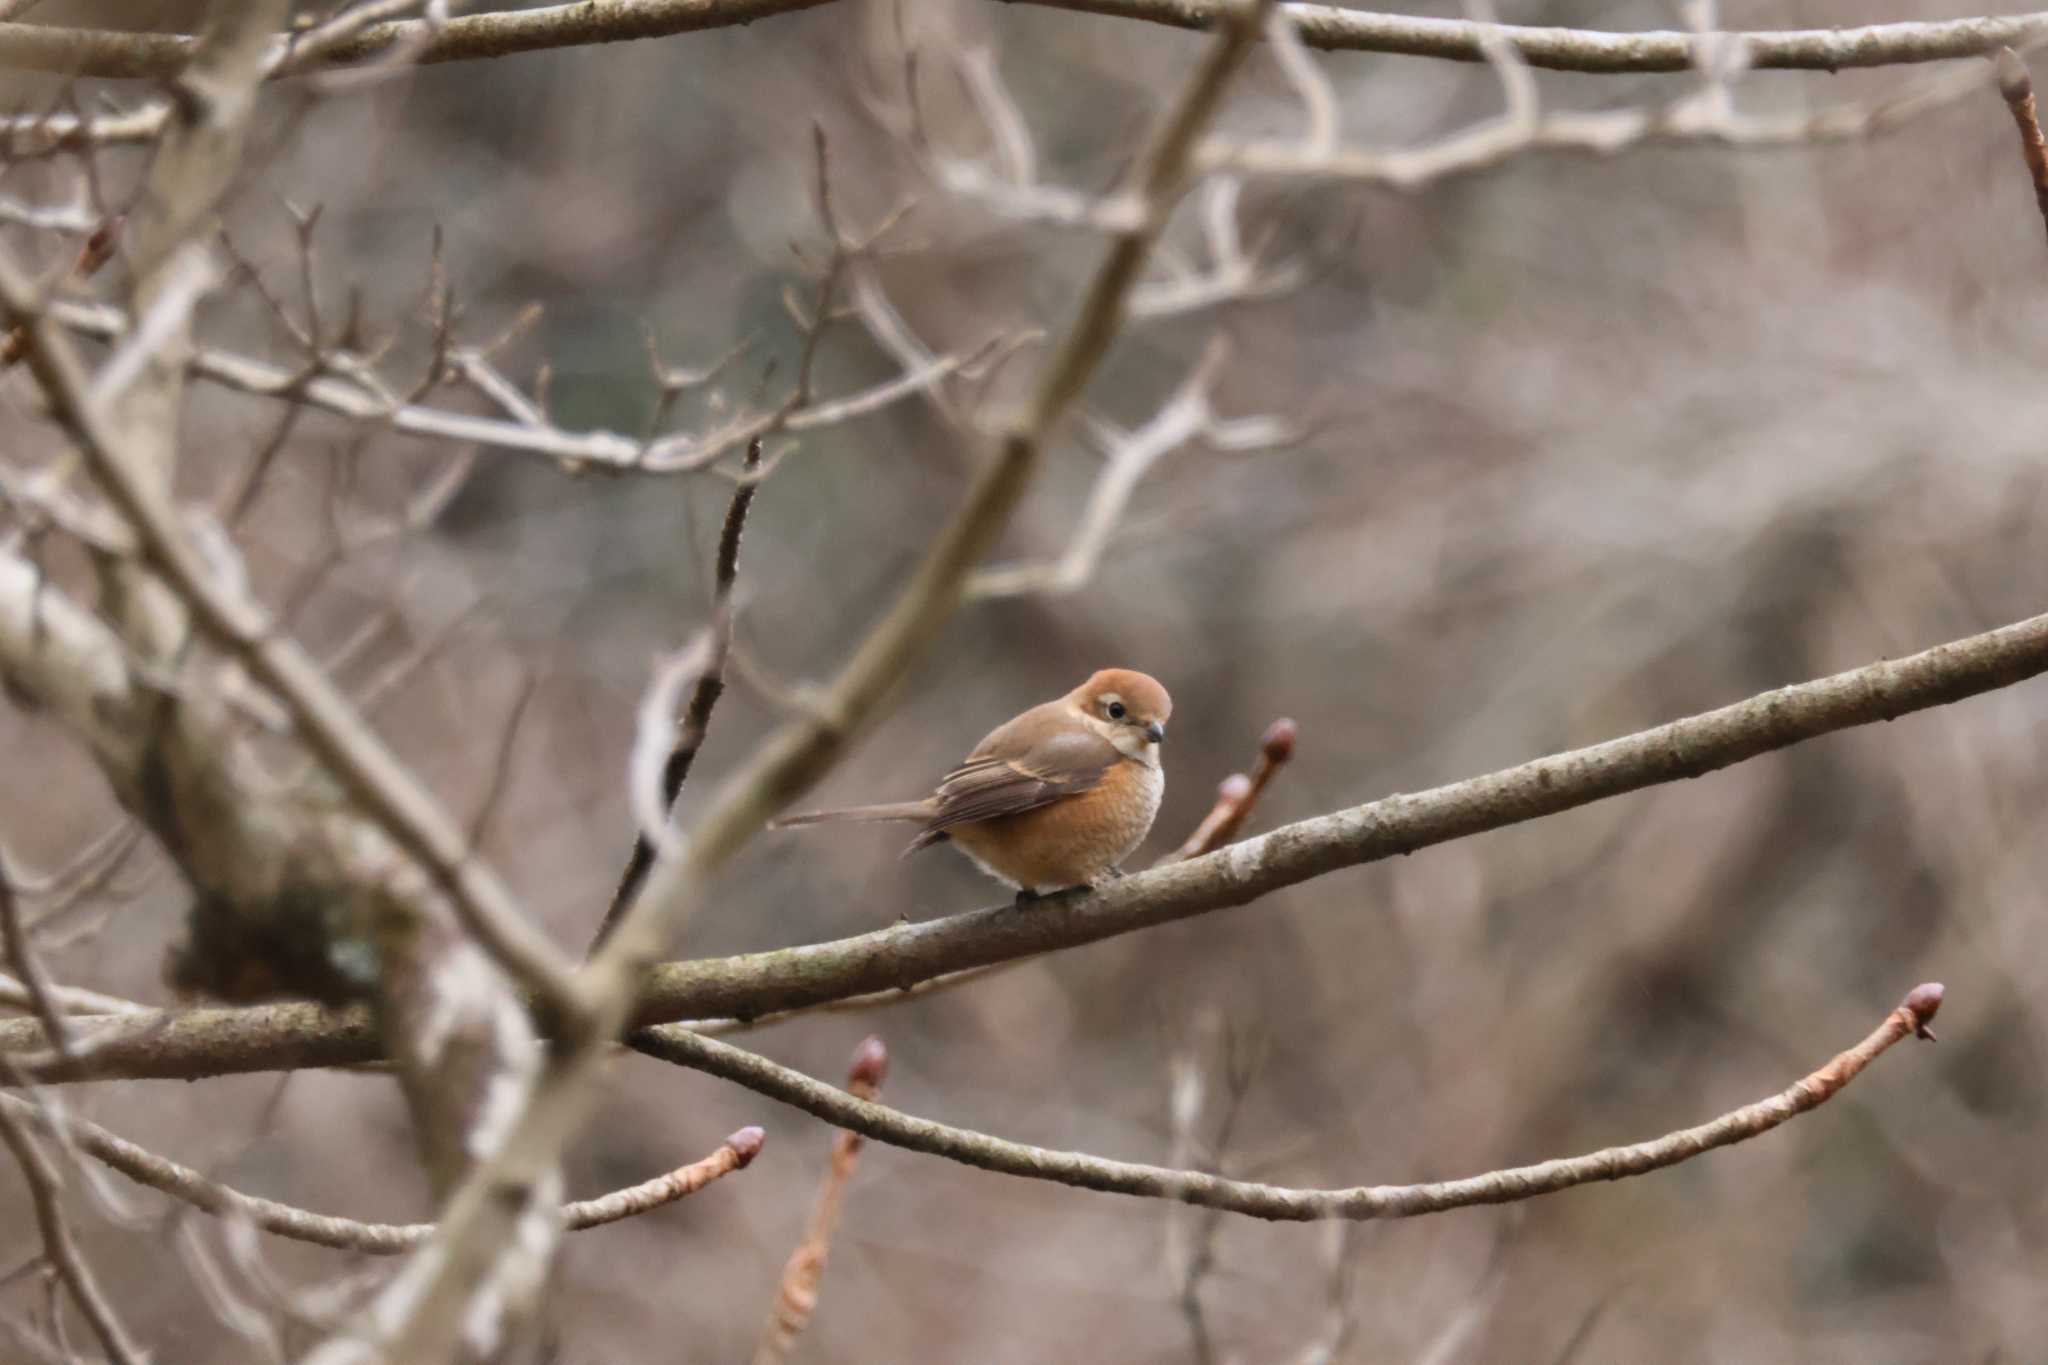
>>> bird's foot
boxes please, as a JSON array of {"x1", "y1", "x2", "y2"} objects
[{"x1": 1013, "y1": 888, "x2": 1043, "y2": 908}]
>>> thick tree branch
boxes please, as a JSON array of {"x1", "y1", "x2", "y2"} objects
[
  {"x1": 630, "y1": 985, "x2": 1943, "y2": 1220},
  {"x1": 3, "y1": 5, "x2": 2047, "y2": 78},
  {"x1": 0, "y1": 250, "x2": 583, "y2": 1025},
  {"x1": 4, "y1": 607, "x2": 2044, "y2": 1084}
]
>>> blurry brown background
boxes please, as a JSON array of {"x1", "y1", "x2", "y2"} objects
[{"x1": 4, "y1": 0, "x2": 2048, "y2": 1360}]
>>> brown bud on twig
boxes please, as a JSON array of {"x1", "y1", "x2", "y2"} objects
[
  {"x1": 1903, "y1": 981, "x2": 1944, "y2": 1040},
  {"x1": 1260, "y1": 717, "x2": 1298, "y2": 766},
  {"x1": 1995, "y1": 48, "x2": 2048, "y2": 245},
  {"x1": 727, "y1": 1125, "x2": 768, "y2": 1166},
  {"x1": 847, "y1": 1036, "x2": 888, "y2": 1097},
  {"x1": 1159, "y1": 717, "x2": 1301, "y2": 863}
]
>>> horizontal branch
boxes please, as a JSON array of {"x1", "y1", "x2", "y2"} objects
[
  {"x1": 0, "y1": 1092, "x2": 761, "y2": 1253},
  {"x1": 0, "y1": 5, "x2": 2044, "y2": 80},
  {"x1": 630, "y1": 984, "x2": 1943, "y2": 1220},
  {"x1": 2, "y1": 610, "x2": 2042, "y2": 1084}
]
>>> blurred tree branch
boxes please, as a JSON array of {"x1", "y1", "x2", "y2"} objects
[
  {"x1": 0, "y1": 1093, "x2": 762, "y2": 1254},
  {"x1": 2, "y1": 4, "x2": 2047, "y2": 78}
]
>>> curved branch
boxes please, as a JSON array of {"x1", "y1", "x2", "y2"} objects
[
  {"x1": 629, "y1": 985, "x2": 1943, "y2": 1220},
  {"x1": 0, "y1": 1092, "x2": 762, "y2": 1253},
  {"x1": 3, "y1": 608, "x2": 2046, "y2": 1084},
  {"x1": 2, "y1": 5, "x2": 2046, "y2": 78}
]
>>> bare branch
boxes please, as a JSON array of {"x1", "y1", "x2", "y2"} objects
[
  {"x1": 753, "y1": 1037, "x2": 886, "y2": 1365},
  {"x1": 1207, "y1": 41, "x2": 2008, "y2": 188},
  {"x1": 5, "y1": 606, "x2": 2048, "y2": 1085},
  {"x1": 4, "y1": 5, "x2": 2048, "y2": 78},
  {"x1": 0, "y1": 250, "x2": 585, "y2": 1024},
  {"x1": 0, "y1": 1077, "x2": 143, "y2": 1365},
  {"x1": 337, "y1": 6, "x2": 1274, "y2": 1355},
  {"x1": 0, "y1": 1093, "x2": 763, "y2": 1254},
  {"x1": 631, "y1": 985, "x2": 1944, "y2": 1220},
  {"x1": 593, "y1": 436, "x2": 766, "y2": 954},
  {"x1": 1159, "y1": 717, "x2": 1297, "y2": 864},
  {"x1": 1997, "y1": 47, "x2": 2048, "y2": 243}
]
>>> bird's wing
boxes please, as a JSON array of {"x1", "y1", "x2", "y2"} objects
[{"x1": 923, "y1": 722, "x2": 1117, "y2": 832}]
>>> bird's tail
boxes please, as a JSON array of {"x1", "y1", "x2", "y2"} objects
[{"x1": 770, "y1": 801, "x2": 932, "y2": 829}]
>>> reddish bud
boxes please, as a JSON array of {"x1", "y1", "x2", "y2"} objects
[
  {"x1": 1260, "y1": 718, "x2": 1298, "y2": 766},
  {"x1": 1216, "y1": 773, "x2": 1253, "y2": 804},
  {"x1": 727, "y1": 1125, "x2": 767, "y2": 1166},
  {"x1": 848, "y1": 1035, "x2": 889, "y2": 1090},
  {"x1": 1903, "y1": 982, "x2": 1945, "y2": 1039}
]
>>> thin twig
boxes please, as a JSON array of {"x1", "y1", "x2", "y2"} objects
[
  {"x1": 0, "y1": 1092, "x2": 761, "y2": 1253},
  {"x1": 1158, "y1": 717, "x2": 1297, "y2": 865},
  {"x1": 0, "y1": 1073, "x2": 143, "y2": 1364},
  {"x1": 753, "y1": 1037, "x2": 887, "y2": 1365},
  {"x1": 1998, "y1": 47, "x2": 2048, "y2": 243},
  {"x1": 0, "y1": 249, "x2": 586, "y2": 1025},
  {"x1": 592, "y1": 437, "x2": 764, "y2": 953},
  {"x1": 0, "y1": 860, "x2": 73, "y2": 1063},
  {"x1": 631, "y1": 985, "x2": 1944, "y2": 1221}
]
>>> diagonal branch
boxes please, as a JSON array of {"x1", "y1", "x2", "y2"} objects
[
  {"x1": 592, "y1": 437, "x2": 763, "y2": 953},
  {"x1": 0, "y1": 1068, "x2": 143, "y2": 1364},
  {"x1": 334, "y1": 4, "x2": 1276, "y2": 1356},
  {"x1": 4, "y1": 607, "x2": 2047, "y2": 1084},
  {"x1": 629, "y1": 985, "x2": 1943, "y2": 1220}
]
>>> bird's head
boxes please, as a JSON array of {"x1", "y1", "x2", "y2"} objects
[{"x1": 1070, "y1": 668, "x2": 1172, "y2": 763}]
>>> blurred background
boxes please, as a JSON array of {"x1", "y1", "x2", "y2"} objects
[{"x1": 4, "y1": 0, "x2": 2048, "y2": 1360}]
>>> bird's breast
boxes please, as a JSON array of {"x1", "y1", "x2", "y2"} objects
[{"x1": 947, "y1": 758, "x2": 1163, "y2": 891}]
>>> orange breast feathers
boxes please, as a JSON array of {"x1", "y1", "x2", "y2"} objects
[{"x1": 948, "y1": 757, "x2": 1164, "y2": 892}]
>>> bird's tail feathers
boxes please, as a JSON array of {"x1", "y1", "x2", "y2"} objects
[{"x1": 771, "y1": 801, "x2": 932, "y2": 829}]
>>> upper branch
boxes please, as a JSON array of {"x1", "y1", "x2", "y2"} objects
[{"x1": 3, "y1": 5, "x2": 2047, "y2": 78}]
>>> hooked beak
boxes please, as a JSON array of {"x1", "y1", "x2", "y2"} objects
[{"x1": 1144, "y1": 720, "x2": 1166, "y2": 745}]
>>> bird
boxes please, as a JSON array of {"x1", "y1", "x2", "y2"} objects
[{"x1": 772, "y1": 669, "x2": 1171, "y2": 897}]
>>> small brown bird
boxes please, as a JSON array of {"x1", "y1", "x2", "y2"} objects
[{"x1": 774, "y1": 669, "x2": 1172, "y2": 896}]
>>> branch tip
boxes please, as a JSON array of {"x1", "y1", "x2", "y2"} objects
[
  {"x1": 848, "y1": 1035, "x2": 889, "y2": 1092},
  {"x1": 1999, "y1": 46, "x2": 2032, "y2": 100},
  {"x1": 728, "y1": 1125, "x2": 768, "y2": 1166},
  {"x1": 1259, "y1": 716, "x2": 1298, "y2": 764},
  {"x1": 1903, "y1": 981, "x2": 1944, "y2": 1039}
]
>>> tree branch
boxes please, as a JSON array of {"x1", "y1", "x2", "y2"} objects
[
  {"x1": 3, "y1": 5, "x2": 2047, "y2": 78},
  {"x1": 0, "y1": 1092, "x2": 762, "y2": 1254},
  {"x1": 752, "y1": 1037, "x2": 884, "y2": 1365},
  {"x1": 628, "y1": 984, "x2": 1943, "y2": 1220},
  {"x1": 4, "y1": 608, "x2": 2046, "y2": 1085},
  {"x1": 332, "y1": 6, "x2": 1272, "y2": 1354}
]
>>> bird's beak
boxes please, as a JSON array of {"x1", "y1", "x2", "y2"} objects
[{"x1": 1145, "y1": 721, "x2": 1166, "y2": 744}]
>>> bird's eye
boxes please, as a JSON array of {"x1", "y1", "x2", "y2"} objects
[{"x1": 1106, "y1": 701, "x2": 1127, "y2": 720}]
